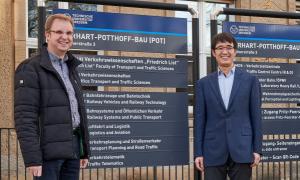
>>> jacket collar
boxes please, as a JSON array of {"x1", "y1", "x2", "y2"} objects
[
  {"x1": 209, "y1": 71, "x2": 226, "y2": 111},
  {"x1": 208, "y1": 67, "x2": 243, "y2": 111},
  {"x1": 39, "y1": 43, "x2": 81, "y2": 71},
  {"x1": 227, "y1": 68, "x2": 242, "y2": 109}
]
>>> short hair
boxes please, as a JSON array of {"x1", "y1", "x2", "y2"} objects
[
  {"x1": 45, "y1": 14, "x2": 74, "y2": 32},
  {"x1": 211, "y1": 32, "x2": 237, "y2": 50}
]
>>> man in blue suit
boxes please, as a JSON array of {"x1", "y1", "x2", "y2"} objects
[{"x1": 194, "y1": 32, "x2": 262, "y2": 180}]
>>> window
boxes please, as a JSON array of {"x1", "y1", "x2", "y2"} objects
[
  {"x1": 175, "y1": 1, "x2": 198, "y2": 54},
  {"x1": 27, "y1": 0, "x2": 99, "y2": 58},
  {"x1": 205, "y1": 2, "x2": 228, "y2": 50},
  {"x1": 28, "y1": 48, "x2": 38, "y2": 58},
  {"x1": 28, "y1": 0, "x2": 58, "y2": 38},
  {"x1": 69, "y1": 3, "x2": 97, "y2": 11},
  {"x1": 27, "y1": 1, "x2": 97, "y2": 39},
  {"x1": 175, "y1": 1, "x2": 228, "y2": 53}
]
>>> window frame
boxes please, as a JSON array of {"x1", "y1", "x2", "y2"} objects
[{"x1": 26, "y1": 0, "x2": 101, "y2": 58}]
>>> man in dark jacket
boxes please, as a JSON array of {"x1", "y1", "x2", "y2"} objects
[
  {"x1": 194, "y1": 33, "x2": 262, "y2": 180},
  {"x1": 14, "y1": 14, "x2": 90, "y2": 180}
]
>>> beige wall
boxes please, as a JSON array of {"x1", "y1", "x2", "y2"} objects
[
  {"x1": 236, "y1": 0, "x2": 296, "y2": 25},
  {"x1": 0, "y1": 0, "x2": 26, "y2": 128},
  {"x1": 236, "y1": 0, "x2": 296, "y2": 64},
  {"x1": 0, "y1": 0, "x2": 14, "y2": 128},
  {"x1": 14, "y1": 0, "x2": 27, "y2": 68}
]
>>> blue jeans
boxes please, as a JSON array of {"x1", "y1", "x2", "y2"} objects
[{"x1": 34, "y1": 134, "x2": 80, "y2": 180}]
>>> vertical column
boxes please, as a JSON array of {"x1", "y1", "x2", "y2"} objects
[
  {"x1": 198, "y1": 1, "x2": 207, "y2": 78},
  {"x1": 14, "y1": 0, "x2": 26, "y2": 67},
  {"x1": 0, "y1": 0, "x2": 14, "y2": 128}
]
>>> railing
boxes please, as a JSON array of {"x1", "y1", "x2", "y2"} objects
[
  {"x1": 2, "y1": 128, "x2": 300, "y2": 180},
  {"x1": 0, "y1": 128, "x2": 194, "y2": 180}
]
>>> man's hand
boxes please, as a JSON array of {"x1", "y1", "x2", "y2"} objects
[
  {"x1": 27, "y1": 166, "x2": 42, "y2": 177},
  {"x1": 195, "y1": 156, "x2": 204, "y2": 172},
  {"x1": 251, "y1": 152, "x2": 261, "y2": 167},
  {"x1": 80, "y1": 159, "x2": 89, "y2": 168}
]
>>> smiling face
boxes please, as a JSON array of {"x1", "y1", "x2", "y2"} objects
[
  {"x1": 212, "y1": 41, "x2": 236, "y2": 68},
  {"x1": 45, "y1": 19, "x2": 73, "y2": 57}
]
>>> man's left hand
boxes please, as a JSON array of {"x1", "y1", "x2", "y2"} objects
[
  {"x1": 80, "y1": 159, "x2": 89, "y2": 168},
  {"x1": 251, "y1": 152, "x2": 261, "y2": 167}
]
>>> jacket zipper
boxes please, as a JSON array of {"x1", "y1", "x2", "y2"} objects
[{"x1": 70, "y1": 71, "x2": 86, "y2": 158}]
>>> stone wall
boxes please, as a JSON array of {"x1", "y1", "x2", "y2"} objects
[{"x1": 0, "y1": 0, "x2": 14, "y2": 129}]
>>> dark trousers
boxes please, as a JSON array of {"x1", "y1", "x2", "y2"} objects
[
  {"x1": 204, "y1": 156, "x2": 252, "y2": 180},
  {"x1": 34, "y1": 134, "x2": 80, "y2": 180}
]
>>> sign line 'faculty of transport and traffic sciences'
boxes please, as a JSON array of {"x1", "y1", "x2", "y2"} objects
[{"x1": 76, "y1": 55, "x2": 188, "y2": 88}]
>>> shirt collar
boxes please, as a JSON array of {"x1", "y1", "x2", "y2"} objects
[
  {"x1": 48, "y1": 51, "x2": 68, "y2": 63},
  {"x1": 218, "y1": 65, "x2": 235, "y2": 77}
]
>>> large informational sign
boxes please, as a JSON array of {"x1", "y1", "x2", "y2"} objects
[
  {"x1": 79, "y1": 56, "x2": 189, "y2": 168},
  {"x1": 235, "y1": 61, "x2": 300, "y2": 162},
  {"x1": 75, "y1": 55, "x2": 187, "y2": 88},
  {"x1": 223, "y1": 22, "x2": 300, "y2": 58},
  {"x1": 85, "y1": 91, "x2": 189, "y2": 167},
  {"x1": 53, "y1": 9, "x2": 189, "y2": 168},
  {"x1": 53, "y1": 9, "x2": 187, "y2": 53}
]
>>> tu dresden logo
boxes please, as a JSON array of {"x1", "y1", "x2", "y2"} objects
[{"x1": 230, "y1": 25, "x2": 239, "y2": 34}]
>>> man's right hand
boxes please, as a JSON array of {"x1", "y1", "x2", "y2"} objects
[
  {"x1": 194, "y1": 156, "x2": 204, "y2": 172},
  {"x1": 27, "y1": 166, "x2": 42, "y2": 177}
]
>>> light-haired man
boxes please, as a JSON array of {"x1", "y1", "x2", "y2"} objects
[{"x1": 15, "y1": 14, "x2": 90, "y2": 180}]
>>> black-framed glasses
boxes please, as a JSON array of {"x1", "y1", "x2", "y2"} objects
[
  {"x1": 49, "y1": 30, "x2": 74, "y2": 36},
  {"x1": 214, "y1": 46, "x2": 234, "y2": 52}
]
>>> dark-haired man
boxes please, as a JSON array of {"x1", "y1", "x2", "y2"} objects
[{"x1": 194, "y1": 32, "x2": 262, "y2": 180}]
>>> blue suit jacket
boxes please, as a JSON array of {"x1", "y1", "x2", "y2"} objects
[{"x1": 194, "y1": 68, "x2": 262, "y2": 166}]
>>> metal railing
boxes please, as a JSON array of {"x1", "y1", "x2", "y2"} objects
[
  {"x1": 0, "y1": 128, "x2": 194, "y2": 180},
  {"x1": 2, "y1": 128, "x2": 300, "y2": 180}
]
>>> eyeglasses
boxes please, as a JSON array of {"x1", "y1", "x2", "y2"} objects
[
  {"x1": 49, "y1": 30, "x2": 74, "y2": 36},
  {"x1": 214, "y1": 46, "x2": 234, "y2": 52}
]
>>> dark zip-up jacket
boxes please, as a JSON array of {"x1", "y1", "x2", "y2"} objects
[{"x1": 14, "y1": 46, "x2": 90, "y2": 167}]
